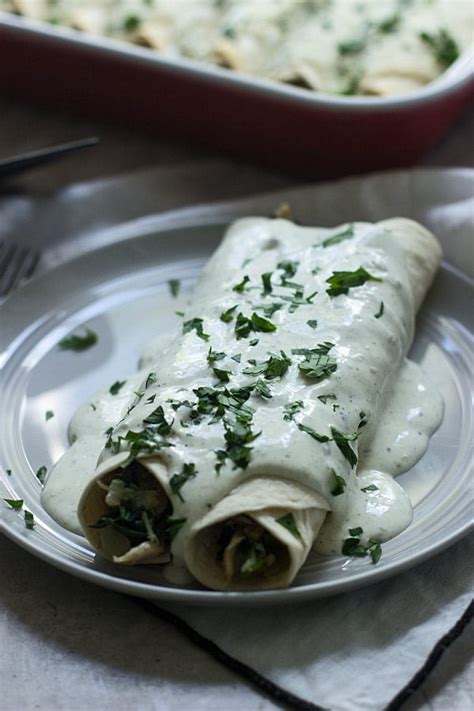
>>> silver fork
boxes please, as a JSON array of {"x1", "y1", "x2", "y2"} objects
[{"x1": 0, "y1": 241, "x2": 40, "y2": 298}]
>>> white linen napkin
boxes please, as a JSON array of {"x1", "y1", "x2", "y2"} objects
[{"x1": 162, "y1": 535, "x2": 473, "y2": 710}]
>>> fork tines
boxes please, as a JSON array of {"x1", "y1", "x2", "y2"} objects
[{"x1": 0, "y1": 241, "x2": 39, "y2": 298}]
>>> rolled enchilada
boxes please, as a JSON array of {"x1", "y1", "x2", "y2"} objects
[{"x1": 44, "y1": 215, "x2": 443, "y2": 590}]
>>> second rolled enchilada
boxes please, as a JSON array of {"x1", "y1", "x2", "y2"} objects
[{"x1": 43, "y1": 215, "x2": 444, "y2": 590}]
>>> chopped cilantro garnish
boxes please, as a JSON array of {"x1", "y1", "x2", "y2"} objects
[
  {"x1": 215, "y1": 419, "x2": 260, "y2": 472},
  {"x1": 318, "y1": 393, "x2": 336, "y2": 404},
  {"x1": 420, "y1": 29, "x2": 460, "y2": 67},
  {"x1": 109, "y1": 380, "x2": 126, "y2": 396},
  {"x1": 338, "y1": 37, "x2": 366, "y2": 55},
  {"x1": 377, "y1": 15, "x2": 400, "y2": 33},
  {"x1": 220, "y1": 305, "x2": 238, "y2": 323},
  {"x1": 321, "y1": 225, "x2": 354, "y2": 248},
  {"x1": 342, "y1": 529, "x2": 382, "y2": 564},
  {"x1": 261, "y1": 272, "x2": 273, "y2": 294},
  {"x1": 6, "y1": 469, "x2": 12, "y2": 476},
  {"x1": 45, "y1": 410, "x2": 54, "y2": 421},
  {"x1": 233, "y1": 275, "x2": 250, "y2": 293},
  {"x1": 235, "y1": 313, "x2": 253, "y2": 339},
  {"x1": 374, "y1": 301, "x2": 384, "y2": 319},
  {"x1": 251, "y1": 312, "x2": 277, "y2": 333},
  {"x1": 255, "y1": 302, "x2": 282, "y2": 318},
  {"x1": 169, "y1": 463, "x2": 197, "y2": 502},
  {"x1": 124, "y1": 14, "x2": 141, "y2": 31},
  {"x1": 358, "y1": 411, "x2": 368, "y2": 429},
  {"x1": 36, "y1": 466, "x2": 47, "y2": 485},
  {"x1": 24, "y1": 510, "x2": 35, "y2": 529},
  {"x1": 249, "y1": 338, "x2": 259, "y2": 347},
  {"x1": 4, "y1": 498, "x2": 23, "y2": 510},
  {"x1": 331, "y1": 428, "x2": 358, "y2": 467},
  {"x1": 361, "y1": 484, "x2": 379, "y2": 492},
  {"x1": 298, "y1": 355, "x2": 337, "y2": 379},
  {"x1": 297, "y1": 423, "x2": 331, "y2": 442},
  {"x1": 212, "y1": 367, "x2": 231, "y2": 383},
  {"x1": 326, "y1": 267, "x2": 382, "y2": 297},
  {"x1": 207, "y1": 347, "x2": 226, "y2": 363},
  {"x1": 331, "y1": 471, "x2": 346, "y2": 496},
  {"x1": 183, "y1": 317, "x2": 209, "y2": 341},
  {"x1": 243, "y1": 351, "x2": 291, "y2": 380},
  {"x1": 307, "y1": 320, "x2": 318, "y2": 329},
  {"x1": 145, "y1": 372, "x2": 157, "y2": 388},
  {"x1": 59, "y1": 328, "x2": 97, "y2": 352},
  {"x1": 143, "y1": 405, "x2": 173, "y2": 435},
  {"x1": 231, "y1": 353, "x2": 242, "y2": 363},
  {"x1": 252, "y1": 379, "x2": 272, "y2": 399},
  {"x1": 168, "y1": 279, "x2": 180, "y2": 298},
  {"x1": 277, "y1": 260, "x2": 299, "y2": 280},
  {"x1": 276, "y1": 512, "x2": 303, "y2": 541},
  {"x1": 283, "y1": 400, "x2": 304, "y2": 421}
]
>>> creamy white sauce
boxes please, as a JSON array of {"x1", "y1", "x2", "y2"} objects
[
  {"x1": 42, "y1": 217, "x2": 444, "y2": 573},
  {"x1": 2, "y1": 1, "x2": 472, "y2": 97}
]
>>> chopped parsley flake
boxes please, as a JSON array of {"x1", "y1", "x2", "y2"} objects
[
  {"x1": 252, "y1": 379, "x2": 272, "y2": 399},
  {"x1": 361, "y1": 484, "x2": 379, "y2": 492},
  {"x1": 294, "y1": 343, "x2": 337, "y2": 380},
  {"x1": 216, "y1": 419, "x2": 260, "y2": 472},
  {"x1": 169, "y1": 463, "x2": 197, "y2": 502},
  {"x1": 143, "y1": 405, "x2": 173, "y2": 435},
  {"x1": 283, "y1": 400, "x2": 304, "y2": 421},
  {"x1": 235, "y1": 313, "x2": 253, "y2": 339},
  {"x1": 45, "y1": 410, "x2": 54, "y2": 421},
  {"x1": 24, "y1": 510, "x2": 35, "y2": 529},
  {"x1": 243, "y1": 351, "x2": 291, "y2": 380},
  {"x1": 212, "y1": 367, "x2": 231, "y2": 383},
  {"x1": 307, "y1": 320, "x2": 318, "y2": 329},
  {"x1": 59, "y1": 328, "x2": 97, "y2": 352},
  {"x1": 277, "y1": 260, "x2": 299, "y2": 280},
  {"x1": 321, "y1": 225, "x2": 354, "y2": 248},
  {"x1": 331, "y1": 471, "x2": 347, "y2": 496},
  {"x1": 233, "y1": 275, "x2": 250, "y2": 293},
  {"x1": 145, "y1": 372, "x2": 157, "y2": 388},
  {"x1": 4, "y1": 498, "x2": 23, "y2": 510},
  {"x1": 124, "y1": 14, "x2": 141, "y2": 31},
  {"x1": 420, "y1": 29, "x2": 460, "y2": 67},
  {"x1": 261, "y1": 272, "x2": 273, "y2": 294},
  {"x1": 207, "y1": 347, "x2": 226, "y2": 363},
  {"x1": 168, "y1": 279, "x2": 180, "y2": 298},
  {"x1": 377, "y1": 14, "x2": 400, "y2": 33},
  {"x1": 109, "y1": 380, "x2": 126, "y2": 396},
  {"x1": 297, "y1": 423, "x2": 331, "y2": 443},
  {"x1": 318, "y1": 393, "x2": 337, "y2": 404},
  {"x1": 231, "y1": 353, "x2": 242, "y2": 363},
  {"x1": 220, "y1": 305, "x2": 238, "y2": 323},
  {"x1": 326, "y1": 267, "x2": 382, "y2": 297},
  {"x1": 374, "y1": 301, "x2": 384, "y2": 319},
  {"x1": 251, "y1": 312, "x2": 277, "y2": 333},
  {"x1": 36, "y1": 466, "x2": 47, "y2": 485},
  {"x1": 342, "y1": 528, "x2": 382, "y2": 564},
  {"x1": 276, "y1": 512, "x2": 303, "y2": 541},
  {"x1": 331, "y1": 427, "x2": 358, "y2": 467},
  {"x1": 6, "y1": 469, "x2": 12, "y2": 476},
  {"x1": 183, "y1": 317, "x2": 210, "y2": 341},
  {"x1": 338, "y1": 37, "x2": 366, "y2": 55}
]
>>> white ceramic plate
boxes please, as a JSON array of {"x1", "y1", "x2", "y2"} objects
[{"x1": 0, "y1": 174, "x2": 473, "y2": 606}]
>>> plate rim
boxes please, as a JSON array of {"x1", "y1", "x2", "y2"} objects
[{"x1": 1, "y1": 196, "x2": 473, "y2": 606}]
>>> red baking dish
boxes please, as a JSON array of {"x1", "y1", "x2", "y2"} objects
[{"x1": 0, "y1": 12, "x2": 473, "y2": 178}]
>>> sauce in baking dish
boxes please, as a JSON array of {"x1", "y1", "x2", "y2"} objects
[{"x1": 1, "y1": 0, "x2": 472, "y2": 97}]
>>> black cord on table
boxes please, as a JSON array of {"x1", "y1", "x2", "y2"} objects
[
  {"x1": 385, "y1": 598, "x2": 474, "y2": 711},
  {"x1": 130, "y1": 595, "x2": 473, "y2": 711},
  {"x1": 129, "y1": 596, "x2": 326, "y2": 711}
]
